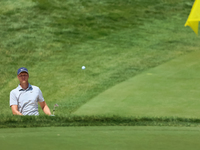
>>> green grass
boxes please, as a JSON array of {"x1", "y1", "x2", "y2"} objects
[
  {"x1": 1, "y1": 115, "x2": 200, "y2": 128},
  {"x1": 0, "y1": 0, "x2": 199, "y2": 116},
  {"x1": 1, "y1": 126, "x2": 200, "y2": 150},
  {"x1": 1, "y1": 1, "x2": 200, "y2": 149},
  {"x1": 74, "y1": 51, "x2": 200, "y2": 118},
  {"x1": 0, "y1": 0, "x2": 200, "y2": 124}
]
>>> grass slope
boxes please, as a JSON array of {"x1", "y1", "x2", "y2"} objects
[
  {"x1": 0, "y1": 0, "x2": 199, "y2": 117},
  {"x1": 74, "y1": 51, "x2": 200, "y2": 118},
  {"x1": 1, "y1": 126, "x2": 200, "y2": 150}
]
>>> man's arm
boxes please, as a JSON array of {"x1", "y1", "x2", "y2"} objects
[
  {"x1": 11, "y1": 105, "x2": 23, "y2": 115},
  {"x1": 39, "y1": 101, "x2": 51, "y2": 115}
]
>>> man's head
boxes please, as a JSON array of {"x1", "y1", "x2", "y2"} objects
[{"x1": 17, "y1": 67, "x2": 29, "y2": 84}]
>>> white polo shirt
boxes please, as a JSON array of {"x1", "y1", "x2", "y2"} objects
[{"x1": 10, "y1": 84, "x2": 45, "y2": 116}]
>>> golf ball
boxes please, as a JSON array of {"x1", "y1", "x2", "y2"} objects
[{"x1": 82, "y1": 66, "x2": 85, "y2": 70}]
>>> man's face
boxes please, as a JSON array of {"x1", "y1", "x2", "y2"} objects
[{"x1": 17, "y1": 72, "x2": 29, "y2": 84}]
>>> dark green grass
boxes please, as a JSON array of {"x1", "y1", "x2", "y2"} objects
[
  {"x1": 1, "y1": 126, "x2": 200, "y2": 150},
  {"x1": 0, "y1": 115, "x2": 200, "y2": 128}
]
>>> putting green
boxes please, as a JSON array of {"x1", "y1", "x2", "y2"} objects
[
  {"x1": 74, "y1": 51, "x2": 200, "y2": 117},
  {"x1": 1, "y1": 126, "x2": 200, "y2": 150}
]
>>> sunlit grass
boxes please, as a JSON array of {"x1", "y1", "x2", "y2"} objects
[{"x1": 0, "y1": 0, "x2": 199, "y2": 118}]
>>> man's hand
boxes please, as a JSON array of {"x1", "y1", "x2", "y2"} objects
[
  {"x1": 11, "y1": 105, "x2": 23, "y2": 115},
  {"x1": 39, "y1": 101, "x2": 51, "y2": 115}
]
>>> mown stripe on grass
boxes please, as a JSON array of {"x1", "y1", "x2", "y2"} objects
[
  {"x1": 0, "y1": 126, "x2": 200, "y2": 150},
  {"x1": 73, "y1": 50, "x2": 200, "y2": 118},
  {"x1": 1, "y1": 126, "x2": 200, "y2": 150}
]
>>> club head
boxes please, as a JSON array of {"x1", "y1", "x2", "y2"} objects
[
  {"x1": 54, "y1": 104, "x2": 59, "y2": 107},
  {"x1": 53, "y1": 104, "x2": 59, "y2": 115}
]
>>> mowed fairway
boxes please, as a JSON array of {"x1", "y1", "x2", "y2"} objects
[
  {"x1": 74, "y1": 51, "x2": 200, "y2": 118},
  {"x1": 1, "y1": 126, "x2": 200, "y2": 150}
]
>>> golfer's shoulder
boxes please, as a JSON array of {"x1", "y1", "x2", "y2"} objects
[
  {"x1": 31, "y1": 85, "x2": 42, "y2": 91},
  {"x1": 10, "y1": 86, "x2": 19, "y2": 95},
  {"x1": 31, "y1": 85, "x2": 39, "y2": 89}
]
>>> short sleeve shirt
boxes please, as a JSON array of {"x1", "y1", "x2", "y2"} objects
[{"x1": 10, "y1": 84, "x2": 45, "y2": 116}]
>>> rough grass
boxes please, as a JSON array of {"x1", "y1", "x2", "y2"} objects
[{"x1": 1, "y1": 115, "x2": 200, "y2": 128}]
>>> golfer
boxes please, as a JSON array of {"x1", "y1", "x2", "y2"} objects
[{"x1": 10, "y1": 67, "x2": 52, "y2": 116}]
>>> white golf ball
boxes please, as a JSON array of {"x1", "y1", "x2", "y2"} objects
[{"x1": 82, "y1": 66, "x2": 86, "y2": 70}]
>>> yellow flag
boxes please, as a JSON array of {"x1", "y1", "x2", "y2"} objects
[{"x1": 185, "y1": 0, "x2": 200, "y2": 35}]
